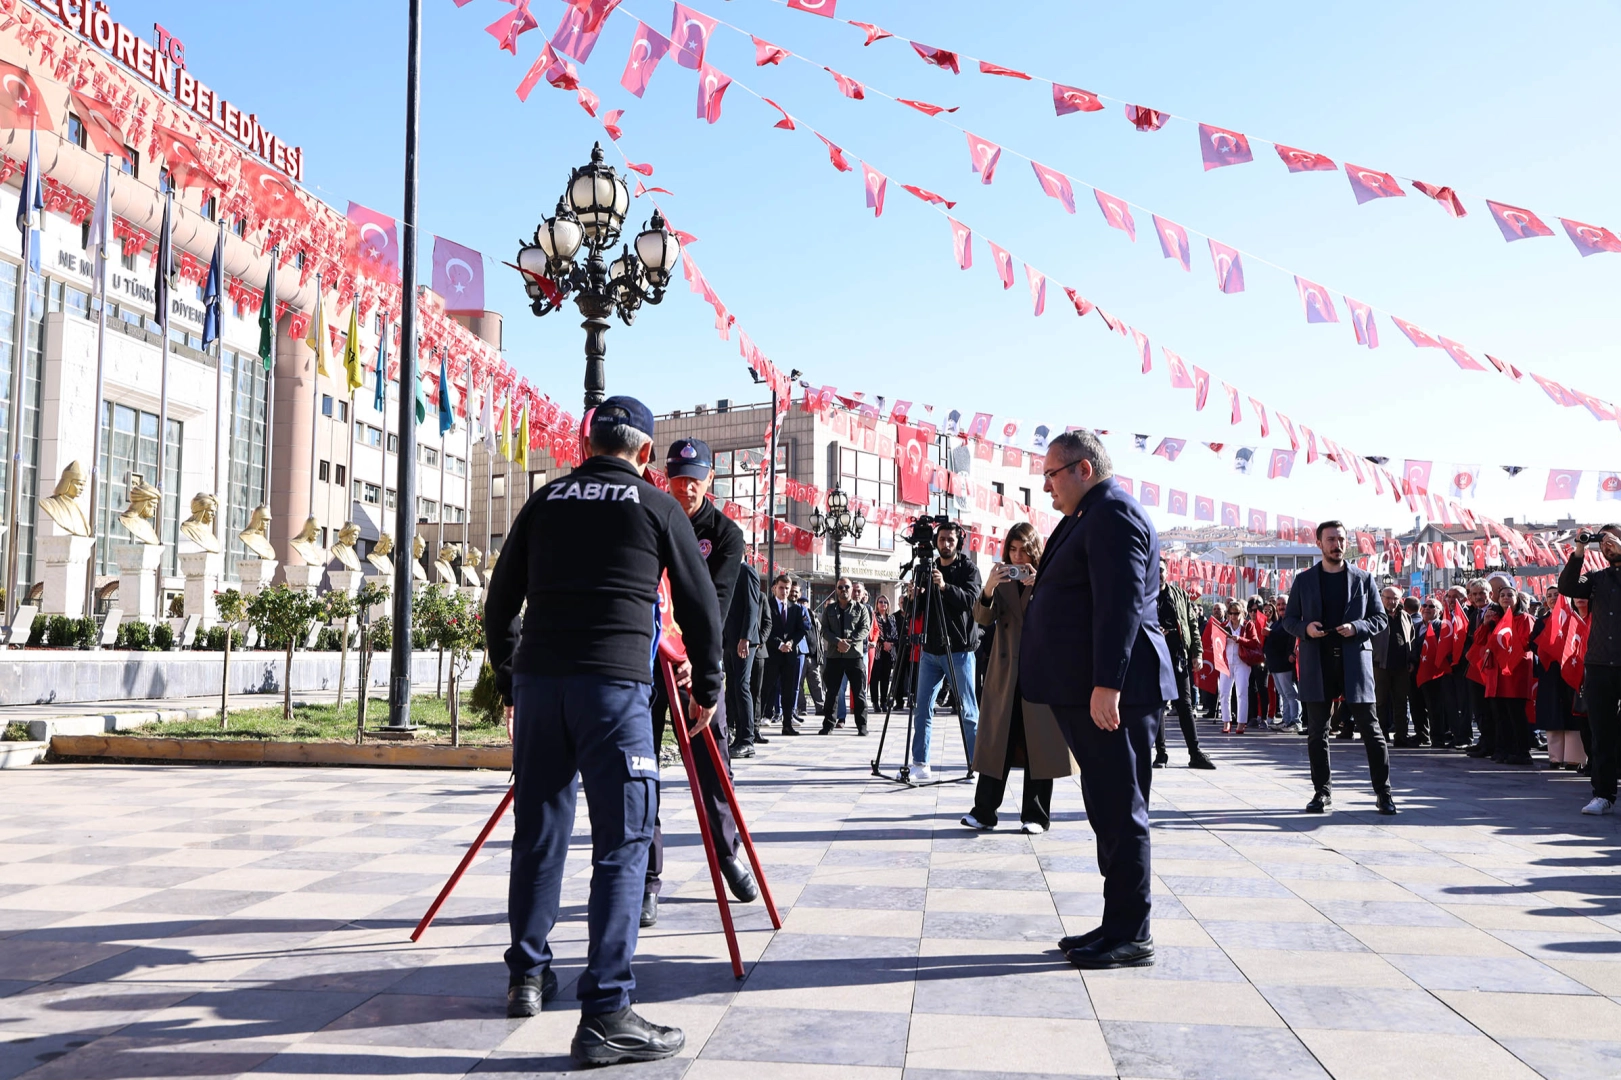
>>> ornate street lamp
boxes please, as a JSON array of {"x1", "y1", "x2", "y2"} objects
[
  {"x1": 811, "y1": 486, "x2": 865, "y2": 585},
  {"x1": 514, "y1": 143, "x2": 682, "y2": 410}
]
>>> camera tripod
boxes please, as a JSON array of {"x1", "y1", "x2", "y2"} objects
[{"x1": 870, "y1": 549, "x2": 976, "y2": 787}]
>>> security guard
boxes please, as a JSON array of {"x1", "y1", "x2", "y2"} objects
[
  {"x1": 643, "y1": 438, "x2": 758, "y2": 928},
  {"x1": 485, "y1": 396, "x2": 722, "y2": 1066}
]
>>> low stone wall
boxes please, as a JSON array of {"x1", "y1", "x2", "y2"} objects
[{"x1": 0, "y1": 649, "x2": 475, "y2": 707}]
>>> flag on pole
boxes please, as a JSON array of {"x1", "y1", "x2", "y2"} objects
[
  {"x1": 152, "y1": 193, "x2": 174, "y2": 324},
  {"x1": 373, "y1": 317, "x2": 388, "y2": 413},
  {"x1": 89, "y1": 159, "x2": 111, "y2": 293},
  {"x1": 16, "y1": 123, "x2": 42, "y2": 240},
  {"x1": 305, "y1": 293, "x2": 330, "y2": 377},
  {"x1": 481, "y1": 374, "x2": 497, "y2": 450},
  {"x1": 438, "y1": 353, "x2": 454, "y2": 434},
  {"x1": 257, "y1": 253, "x2": 277, "y2": 371},
  {"x1": 342, "y1": 303, "x2": 365, "y2": 395},
  {"x1": 496, "y1": 389, "x2": 511, "y2": 460},
  {"x1": 514, "y1": 402, "x2": 529, "y2": 470},
  {"x1": 201, "y1": 226, "x2": 224, "y2": 348},
  {"x1": 415, "y1": 369, "x2": 428, "y2": 426}
]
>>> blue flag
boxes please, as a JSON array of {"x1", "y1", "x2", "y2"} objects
[
  {"x1": 201, "y1": 226, "x2": 224, "y2": 347},
  {"x1": 373, "y1": 317, "x2": 388, "y2": 413},
  {"x1": 437, "y1": 352, "x2": 454, "y2": 435}
]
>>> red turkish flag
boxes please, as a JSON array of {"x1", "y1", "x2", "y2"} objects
[
  {"x1": 1052, "y1": 83, "x2": 1103, "y2": 115},
  {"x1": 1403, "y1": 460, "x2": 1433, "y2": 495},
  {"x1": 1163, "y1": 348, "x2": 1195, "y2": 390},
  {"x1": 1276, "y1": 412, "x2": 1299, "y2": 452},
  {"x1": 1531, "y1": 373, "x2": 1578, "y2": 407},
  {"x1": 1222, "y1": 502, "x2": 1240, "y2": 527},
  {"x1": 1131, "y1": 329, "x2": 1152, "y2": 374},
  {"x1": 1347, "y1": 297, "x2": 1378, "y2": 348},
  {"x1": 620, "y1": 22, "x2": 670, "y2": 97},
  {"x1": 861, "y1": 162, "x2": 886, "y2": 217},
  {"x1": 1544, "y1": 469, "x2": 1580, "y2": 501},
  {"x1": 0, "y1": 61, "x2": 52, "y2": 129},
  {"x1": 752, "y1": 35, "x2": 788, "y2": 65},
  {"x1": 825, "y1": 67, "x2": 865, "y2": 99},
  {"x1": 1125, "y1": 104, "x2": 1168, "y2": 131},
  {"x1": 153, "y1": 125, "x2": 224, "y2": 191},
  {"x1": 903, "y1": 184, "x2": 955, "y2": 209},
  {"x1": 1392, "y1": 317, "x2": 1440, "y2": 349},
  {"x1": 576, "y1": 86, "x2": 600, "y2": 117},
  {"x1": 1295, "y1": 277, "x2": 1338, "y2": 323},
  {"x1": 1223, "y1": 383, "x2": 1242, "y2": 425},
  {"x1": 1095, "y1": 190, "x2": 1136, "y2": 241},
  {"x1": 895, "y1": 424, "x2": 931, "y2": 505},
  {"x1": 898, "y1": 98, "x2": 957, "y2": 116},
  {"x1": 1189, "y1": 367, "x2": 1214, "y2": 411},
  {"x1": 487, "y1": 3, "x2": 539, "y2": 54},
  {"x1": 1168, "y1": 490, "x2": 1189, "y2": 515},
  {"x1": 966, "y1": 132, "x2": 1002, "y2": 183},
  {"x1": 1026, "y1": 265, "x2": 1046, "y2": 315},
  {"x1": 761, "y1": 97, "x2": 795, "y2": 129},
  {"x1": 241, "y1": 158, "x2": 310, "y2": 225},
  {"x1": 1153, "y1": 438, "x2": 1187, "y2": 461},
  {"x1": 697, "y1": 63, "x2": 730, "y2": 123},
  {"x1": 1140, "y1": 482, "x2": 1160, "y2": 507},
  {"x1": 68, "y1": 90, "x2": 130, "y2": 162},
  {"x1": 1276, "y1": 515, "x2": 1296, "y2": 540},
  {"x1": 850, "y1": 22, "x2": 891, "y2": 46},
  {"x1": 787, "y1": 0, "x2": 837, "y2": 14},
  {"x1": 1560, "y1": 218, "x2": 1621, "y2": 257},
  {"x1": 601, "y1": 108, "x2": 624, "y2": 139},
  {"x1": 1064, "y1": 288, "x2": 1093, "y2": 317},
  {"x1": 1199, "y1": 124, "x2": 1253, "y2": 170},
  {"x1": 979, "y1": 60, "x2": 1031, "y2": 79},
  {"x1": 1246, "y1": 399, "x2": 1270, "y2": 438},
  {"x1": 1209, "y1": 239, "x2": 1244, "y2": 294},
  {"x1": 1248, "y1": 509, "x2": 1267, "y2": 533},
  {"x1": 551, "y1": 0, "x2": 619, "y2": 61},
  {"x1": 1346, "y1": 164, "x2": 1405, "y2": 204},
  {"x1": 815, "y1": 133, "x2": 853, "y2": 172},
  {"x1": 1153, "y1": 215, "x2": 1191, "y2": 270},
  {"x1": 670, "y1": 4, "x2": 716, "y2": 68},
  {"x1": 1030, "y1": 161, "x2": 1075, "y2": 213},
  {"x1": 1411, "y1": 180, "x2": 1467, "y2": 217},
  {"x1": 1195, "y1": 496, "x2": 1215, "y2": 522},
  {"x1": 947, "y1": 217, "x2": 972, "y2": 268},
  {"x1": 988, "y1": 241, "x2": 1014, "y2": 289},
  {"x1": 910, "y1": 42, "x2": 960, "y2": 73},
  {"x1": 1437, "y1": 337, "x2": 1487, "y2": 372},
  {"x1": 1275, "y1": 143, "x2": 1335, "y2": 172},
  {"x1": 1486, "y1": 200, "x2": 1554, "y2": 242}
]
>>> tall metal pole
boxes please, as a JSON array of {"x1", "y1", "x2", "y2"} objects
[
  {"x1": 84, "y1": 155, "x2": 112, "y2": 620},
  {"x1": 765, "y1": 387, "x2": 778, "y2": 588},
  {"x1": 307, "y1": 273, "x2": 322, "y2": 521},
  {"x1": 263, "y1": 249, "x2": 278, "y2": 508},
  {"x1": 4, "y1": 188, "x2": 32, "y2": 625},
  {"x1": 156, "y1": 191, "x2": 173, "y2": 613},
  {"x1": 388, "y1": 0, "x2": 423, "y2": 730}
]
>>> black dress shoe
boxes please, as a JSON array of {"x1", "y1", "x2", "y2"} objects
[
  {"x1": 1152, "y1": 750, "x2": 1168, "y2": 768},
  {"x1": 731, "y1": 743, "x2": 755, "y2": 759},
  {"x1": 856, "y1": 725, "x2": 867, "y2": 736},
  {"x1": 1057, "y1": 926, "x2": 1104, "y2": 953},
  {"x1": 818, "y1": 723, "x2": 834, "y2": 735},
  {"x1": 1376, "y1": 792, "x2": 1399, "y2": 816},
  {"x1": 1067, "y1": 935, "x2": 1155, "y2": 969},
  {"x1": 506, "y1": 969, "x2": 559, "y2": 1017},
  {"x1": 754, "y1": 734, "x2": 770, "y2": 744},
  {"x1": 1305, "y1": 791, "x2": 1333, "y2": 814},
  {"x1": 781, "y1": 724, "x2": 801, "y2": 736},
  {"x1": 571, "y1": 1006, "x2": 685, "y2": 1066},
  {"x1": 1188, "y1": 752, "x2": 1217, "y2": 770},
  {"x1": 719, "y1": 854, "x2": 758, "y2": 902},
  {"x1": 640, "y1": 891, "x2": 658, "y2": 928},
  {"x1": 1466, "y1": 744, "x2": 1492, "y2": 758}
]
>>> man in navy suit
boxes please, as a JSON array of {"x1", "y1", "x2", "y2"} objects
[
  {"x1": 761, "y1": 574, "x2": 807, "y2": 734},
  {"x1": 1279, "y1": 521, "x2": 1397, "y2": 816},
  {"x1": 1022, "y1": 431, "x2": 1175, "y2": 970}
]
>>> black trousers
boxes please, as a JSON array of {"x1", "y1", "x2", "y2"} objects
[
  {"x1": 1409, "y1": 673, "x2": 1431, "y2": 743},
  {"x1": 870, "y1": 649, "x2": 895, "y2": 708},
  {"x1": 749, "y1": 649, "x2": 766, "y2": 719},
  {"x1": 727, "y1": 646, "x2": 757, "y2": 746},
  {"x1": 971, "y1": 697, "x2": 1053, "y2": 828},
  {"x1": 761, "y1": 651, "x2": 800, "y2": 722},
  {"x1": 1448, "y1": 670, "x2": 1483, "y2": 748},
  {"x1": 821, "y1": 654, "x2": 870, "y2": 728},
  {"x1": 1304, "y1": 700, "x2": 1390, "y2": 796},
  {"x1": 1491, "y1": 697, "x2": 1531, "y2": 759},
  {"x1": 1586, "y1": 664, "x2": 1621, "y2": 801},
  {"x1": 1054, "y1": 703, "x2": 1156, "y2": 943},
  {"x1": 1154, "y1": 647, "x2": 1203, "y2": 755},
  {"x1": 1373, "y1": 665, "x2": 1410, "y2": 741},
  {"x1": 1418, "y1": 677, "x2": 1449, "y2": 745},
  {"x1": 647, "y1": 686, "x2": 738, "y2": 896}
]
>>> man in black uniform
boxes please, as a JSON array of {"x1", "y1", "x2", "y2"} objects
[
  {"x1": 727, "y1": 559, "x2": 763, "y2": 757},
  {"x1": 485, "y1": 397, "x2": 722, "y2": 1066},
  {"x1": 642, "y1": 438, "x2": 759, "y2": 928}
]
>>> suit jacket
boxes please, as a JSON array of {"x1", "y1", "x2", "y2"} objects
[
  {"x1": 1278, "y1": 562, "x2": 1386, "y2": 704},
  {"x1": 1370, "y1": 603, "x2": 1415, "y2": 670},
  {"x1": 1020, "y1": 477, "x2": 1177, "y2": 708},
  {"x1": 725, "y1": 563, "x2": 762, "y2": 647},
  {"x1": 764, "y1": 594, "x2": 806, "y2": 654}
]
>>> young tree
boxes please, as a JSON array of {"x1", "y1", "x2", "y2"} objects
[
  {"x1": 213, "y1": 589, "x2": 248, "y2": 729},
  {"x1": 413, "y1": 585, "x2": 453, "y2": 698},
  {"x1": 325, "y1": 589, "x2": 360, "y2": 712},
  {"x1": 246, "y1": 584, "x2": 326, "y2": 721},
  {"x1": 352, "y1": 578, "x2": 391, "y2": 743},
  {"x1": 418, "y1": 588, "x2": 485, "y2": 746}
]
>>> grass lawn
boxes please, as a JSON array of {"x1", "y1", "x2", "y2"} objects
[{"x1": 133, "y1": 693, "x2": 509, "y2": 746}]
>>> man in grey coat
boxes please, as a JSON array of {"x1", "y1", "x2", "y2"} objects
[{"x1": 1279, "y1": 521, "x2": 1397, "y2": 816}]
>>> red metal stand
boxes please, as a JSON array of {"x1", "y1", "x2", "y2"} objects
[{"x1": 410, "y1": 785, "x2": 514, "y2": 942}]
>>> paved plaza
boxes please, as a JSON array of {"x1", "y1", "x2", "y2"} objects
[{"x1": 2, "y1": 719, "x2": 1619, "y2": 1079}]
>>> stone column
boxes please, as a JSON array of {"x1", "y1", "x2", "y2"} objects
[
  {"x1": 115, "y1": 544, "x2": 164, "y2": 624},
  {"x1": 38, "y1": 534, "x2": 94, "y2": 616},
  {"x1": 326, "y1": 569, "x2": 364, "y2": 597},
  {"x1": 283, "y1": 564, "x2": 323, "y2": 594},
  {"x1": 237, "y1": 558, "x2": 278, "y2": 597},
  {"x1": 180, "y1": 551, "x2": 224, "y2": 631}
]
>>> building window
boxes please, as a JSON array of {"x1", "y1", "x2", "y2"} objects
[
  {"x1": 385, "y1": 487, "x2": 397, "y2": 511},
  {"x1": 294, "y1": 250, "x2": 305, "y2": 269},
  {"x1": 386, "y1": 433, "x2": 398, "y2": 454},
  {"x1": 319, "y1": 527, "x2": 329, "y2": 548},
  {"x1": 529, "y1": 471, "x2": 548, "y2": 495},
  {"x1": 992, "y1": 481, "x2": 1004, "y2": 498},
  {"x1": 318, "y1": 460, "x2": 330, "y2": 482},
  {"x1": 711, "y1": 445, "x2": 788, "y2": 549},
  {"x1": 446, "y1": 454, "x2": 466, "y2": 477},
  {"x1": 232, "y1": 217, "x2": 246, "y2": 237},
  {"x1": 0, "y1": 263, "x2": 43, "y2": 586},
  {"x1": 321, "y1": 395, "x2": 333, "y2": 417},
  {"x1": 417, "y1": 497, "x2": 438, "y2": 523},
  {"x1": 1019, "y1": 487, "x2": 1031, "y2": 508},
  {"x1": 336, "y1": 400, "x2": 348, "y2": 423},
  {"x1": 492, "y1": 474, "x2": 506, "y2": 499},
  {"x1": 334, "y1": 464, "x2": 346, "y2": 487},
  {"x1": 444, "y1": 504, "x2": 465, "y2": 524},
  {"x1": 68, "y1": 115, "x2": 86, "y2": 148},
  {"x1": 201, "y1": 195, "x2": 217, "y2": 221},
  {"x1": 220, "y1": 348, "x2": 270, "y2": 580},
  {"x1": 358, "y1": 481, "x2": 381, "y2": 505},
  {"x1": 360, "y1": 424, "x2": 382, "y2": 448},
  {"x1": 94, "y1": 403, "x2": 183, "y2": 578},
  {"x1": 835, "y1": 445, "x2": 896, "y2": 551},
  {"x1": 120, "y1": 245, "x2": 135, "y2": 272},
  {"x1": 157, "y1": 168, "x2": 173, "y2": 194},
  {"x1": 418, "y1": 445, "x2": 439, "y2": 468},
  {"x1": 120, "y1": 147, "x2": 137, "y2": 175}
]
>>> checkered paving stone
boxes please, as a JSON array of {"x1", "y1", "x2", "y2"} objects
[{"x1": 2, "y1": 712, "x2": 1619, "y2": 1078}]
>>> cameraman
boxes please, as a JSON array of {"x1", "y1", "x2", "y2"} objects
[
  {"x1": 909, "y1": 520, "x2": 983, "y2": 781},
  {"x1": 1561, "y1": 524, "x2": 1621, "y2": 815}
]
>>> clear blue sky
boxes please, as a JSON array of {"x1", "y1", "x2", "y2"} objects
[{"x1": 119, "y1": 1, "x2": 1619, "y2": 529}]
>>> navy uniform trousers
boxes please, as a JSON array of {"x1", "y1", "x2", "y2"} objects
[
  {"x1": 646, "y1": 687, "x2": 738, "y2": 895},
  {"x1": 1054, "y1": 703, "x2": 1157, "y2": 943},
  {"x1": 507, "y1": 672, "x2": 659, "y2": 1016}
]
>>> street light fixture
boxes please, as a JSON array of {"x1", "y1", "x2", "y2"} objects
[
  {"x1": 811, "y1": 485, "x2": 865, "y2": 585},
  {"x1": 750, "y1": 365, "x2": 800, "y2": 591},
  {"x1": 514, "y1": 143, "x2": 682, "y2": 410}
]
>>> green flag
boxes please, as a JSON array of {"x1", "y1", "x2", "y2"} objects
[
  {"x1": 256, "y1": 255, "x2": 276, "y2": 371},
  {"x1": 415, "y1": 372, "x2": 427, "y2": 426}
]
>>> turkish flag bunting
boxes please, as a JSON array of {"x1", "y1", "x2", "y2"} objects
[
  {"x1": 545, "y1": 55, "x2": 580, "y2": 90},
  {"x1": 1411, "y1": 180, "x2": 1467, "y2": 217},
  {"x1": 1153, "y1": 215, "x2": 1191, "y2": 270},
  {"x1": 1223, "y1": 383, "x2": 1242, "y2": 425},
  {"x1": 787, "y1": 0, "x2": 837, "y2": 15},
  {"x1": 602, "y1": 108, "x2": 624, "y2": 139},
  {"x1": 1195, "y1": 496, "x2": 1215, "y2": 522},
  {"x1": 68, "y1": 90, "x2": 129, "y2": 162},
  {"x1": 1249, "y1": 509, "x2": 1267, "y2": 533},
  {"x1": 1531, "y1": 373, "x2": 1578, "y2": 407},
  {"x1": 152, "y1": 125, "x2": 224, "y2": 191},
  {"x1": 761, "y1": 97, "x2": 794, "y2": 129},
  {"x1": 0, "y1": 60, "x2": 52, "y2": 129},
  {"x1": 903, "y1": 184, "x2": 955, "y2": 209},
  {"x1": 487, "y1": 3, "x2": 539, "y2": 54},
  {"x1": 1437, "y1": 337, "x2": 1487, "y2": 371},
  {"x1": 1571, "y1": 390, "x2": 1617, "y2": 421},
  {"x1": 948, "y1": 217, "x2": 972, "y2": 268},
  {"x1": 1163, "y1": 348, "x2": 1195, "y2": 390},
  {"x1": 1346, "y1": 164, "x2": 1405, "y2": 204},
  {"x1": 697, "y1": 63, "x2": 730, "y2": 123},
  {"x1": 1276, "y1": 514, "x2": 1296, "y2": 539},
  {"x1": 1275, "y1": 143, "x2": 1336, "y2": 172},
  {"x1": 826, "y1": 67, "x2": 865, "y2": 99},
  {"x1": 1346, "y1": 297, "x2": 1378, "y2": 347},
  {"x1": 1276, "y1": 412, "x2": 1299, "y2": 451},
  {"x1": 1125, "y1": 104, "x2": 1168, "y2": 131},
  {"x1": 241, "y1": 158, "x2": 310, "y2": 225},
  {"x1": 1098, "y1": 309, "x2": 1127, "y2": 335},
  {"x1": 1295, "y1": 277, "x2": 1338, "y2": 323},
  {"x1": 1222, "y1": 503, "x2": 1240, "y2": 527},
  {"x1": 1392, "y1": 317, "x2": 1440, "y2": 348},
  {"x1": 1095, "y1": 190, "x2": 1136, "y2": 241},
  {"x1": 625, "y1": 161, "x2": 653, "y2": 176},
  {"x1": 1247, "y1": 398, "x2": 1270, "y2": 437},
  {"x1": 979, "y1": 60, "x2": 1031, "y2": 79},
  {"x1": 1560, "y1": 218, "x2": 1621, "y2": 257},
  {"x1": 1154, "y1": 439, "x2": 1186, "y2": 461},
  {"x1": 1140, "y1": 482, "x2": 1160, "y2": 507},
  {"x1": 1053, "y1": 83, "x2": 1104, "y2": 115},
  {"x1": 1026, "y1": 265, "x2": 1046, "y2": 315},
  {"x1": 911, "y1": 42, "x2": 960, "y2": 73},
  {"x1": 1545, "y1": 469, "x2": 1581, "y2": 501},
  {"x1": 1192, "y1": 367, "x2": 1211, "y2": 410},
  {"x1": 752, "y1": 35, "x2": 789, "y2": 65},
  {"x1": 850, "y1": 21, "x2": 891, "y2": 45},
  {"x1": 620, "y1": 22, "x2": 670, "y2": 97},
  {"x1": 861, "y1": 162, "x2": 886, "y2": 217},
  {"x1": 1064, "y1": 288, "x2": 1093, "y2": 317},
  {"x1": 1209, "y1": 240, "x2": 1244, "y2": 293},
  {"x1": 1031, "y1": 161, "x2": 1076, "y2": 212},
  {"x1": 670, "y1": 3, "x2": 716, "y2": 68},
  {"x1": 815, "y1": 133, "x2": 853, "y2": 172},
  {"x1": 966, "y1": 132, "x2": 1002, "y2": 183},
  {"x1": 988, "y1": 241, "x2": 1014, "y2": 289},
  {"x1": 1132, "y1": 329, "x2": 1152, "y2": 374},
  {"x1": 576, "y1": 86, "x2": 600, "y2": 116},
  {"x1": 1486, "y1": 200, "x2": 1555, "y2": 242},
  {"x1": 1403, "y1": 460, "x2": 1433, "y2": 495},
  {"x1": 895, "y1": 425, "x2": 931, "y2": 505},
  {"x1": 898, "y1": 98, "x2": 957, "y2": 116},
  {"x1": 1198, "y1": 124, "x2": 1253, "y2": 170},
  {"x1": 551, "y1": 0, "x2": 619, "y2": 61},
  {"x1": 1303, "y1": 427, "x2": 1318, "y2": 464}
]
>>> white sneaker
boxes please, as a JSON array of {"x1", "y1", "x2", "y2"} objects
[
  {"x1": 1021, "y1": 821, "x2": 1048, "y2": 835},
  {"x1": 910, "y1": 762, "x2": 932, "y2": 782},
  {"x1": 1581, "y1": 797, "x2": 1614, "y2": 816},
  {"x1": 960, "y1": 812, "x2": 992, "y2": 830}
]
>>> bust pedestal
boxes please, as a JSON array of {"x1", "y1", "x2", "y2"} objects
[
  {"x1": 39, "y1": 534, "x2": 94, "y2": 616},
  {"x1": 326, "y1": 570, "x2": 364, "y2": 597},
  {"x1": 237, "y1": 558, "x2": 278, "y2": 597},
  {"x1": 180, "y1": 550, "x2": 224, "y2": 630},
  {"x1": 115, "y1": 543, "x2": 164, "y2": 624},
  {"x1": 283, "y1": 564, "x2": 324, "y2": 594},
  {"x1": 459, "y1": 584, "x2": 483, "y2": 607}
]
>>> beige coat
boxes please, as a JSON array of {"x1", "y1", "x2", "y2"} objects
[{"x1": 972, "y1": 579, "x2": 1078, "y2": 780}]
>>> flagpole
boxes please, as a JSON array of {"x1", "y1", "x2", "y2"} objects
[
  {"x1": 84, "y1": 155, "x2": 112, "y2": 620},
  {"x1": 262, "y1": 248, "x2": 277, "y2": 510},
  {"x1": 3, "y1": 129, "x2": 35, "y2": 626},
  {"x1": 389, "y1": 0, "x2": 423, "y2": 730},
  {"x1": 483, "y1": 377, "x2": 494, "y2": 562},
  {"x1": 378, "y1": 317, "x2": 390, "y2": 543},
  {"x1": 308, "y1": 273, "x2": 321, "y2": 522},
  {"x1": 156, "y1": 188, "x2": 172, "y2": 545},
  {"x1": 463, "y1": 361, "x2": 473, "y2": 562},
  {"x1": 210, "y1": 225, "x2": 225, "y2": 548},
  {"x1": 436, "y1": 370, "x2": 446, "y2": 556},
  {"x1": 346, "y1": 313, "x2": 357, "y2": 536}
]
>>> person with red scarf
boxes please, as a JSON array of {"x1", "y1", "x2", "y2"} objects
[
  {"x1": 1535, "y1": 588, "x2": 1583, "y2": 770},
  {"x1": 1563, "y1": 598, "x2": 1593, "y2": 775},
  {"x1": 1413, "y1": 596, "x2": 1450, "y2": 747},
  {"x1": 1480, "y1": 577, "x2": 1536, "y2": 766}
]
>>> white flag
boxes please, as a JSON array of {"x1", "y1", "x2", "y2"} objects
[
  {"x1": 481, "y1": 373, "x2": 497, "y2": 450},
  {"x1": 1598, "y1": 472, "x2": 1621, "y2": 501},
  {"x1": 1448, "y1": 464, "x2": 1480, "y2": 498},
  {"x1": 89, "y1": 162, "x2": 112, "y2": 291}
]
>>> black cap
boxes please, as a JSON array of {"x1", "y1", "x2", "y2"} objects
[
  {"x1": 666, "y1": 437, "x2": 714, "y2": 479},
  {"x1": 590, "y1": 395, "x2": 655, "y2": 438}
]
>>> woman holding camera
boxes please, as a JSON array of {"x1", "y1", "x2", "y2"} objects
[{"x1": 961, "y1": 522, "x2": 1077, "y2": 834}]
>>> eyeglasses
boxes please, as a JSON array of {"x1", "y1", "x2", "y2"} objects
[
  {"x1": 836, "y1": 585, "x2": 850, "y2": 591},
  {"x1": 1042, "y1": 459, "x2": 1081, "y2": 480}
]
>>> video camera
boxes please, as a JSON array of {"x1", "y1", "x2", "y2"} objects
[
  {"x1": 1578, "y1": 529, "x2": 1612, "y2": 544},
  {"x1": 902, "y1": 514, "x2": 954, "y2": 555}
]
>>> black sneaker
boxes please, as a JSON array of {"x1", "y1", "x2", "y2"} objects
[
  {"x1": 640, "y1": 891, "x2": 658, "y2": 928},
  {"x1": 719, "y1": 854, "x2": 758, "y2": 903},
  {"x1": 1188, "y1": 752, "x2": 1217, "y2": 770},
  {"x1": 506, "y1": 969, "x2": 559, "y2": 1018},
  {"x1": 571, "y1": 1006, "x2": 685, "y2": 1066},
  {"x1": 1305, "y1": 792, "x2": 1333, "y2": 814}
]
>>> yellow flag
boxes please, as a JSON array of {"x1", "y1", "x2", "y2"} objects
[
  {"x1": 342, "y1": 304, "x2": 365, "y2": 396},
  {"x1": 305, "y1": 297, "x2": 330, "y2": 377},
  {"x1": 496, "y1": 390, "x2": 511, "y2": 461},
  {"x1": 514, "y1": 402, "x2": 528, "y2": 470}
]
